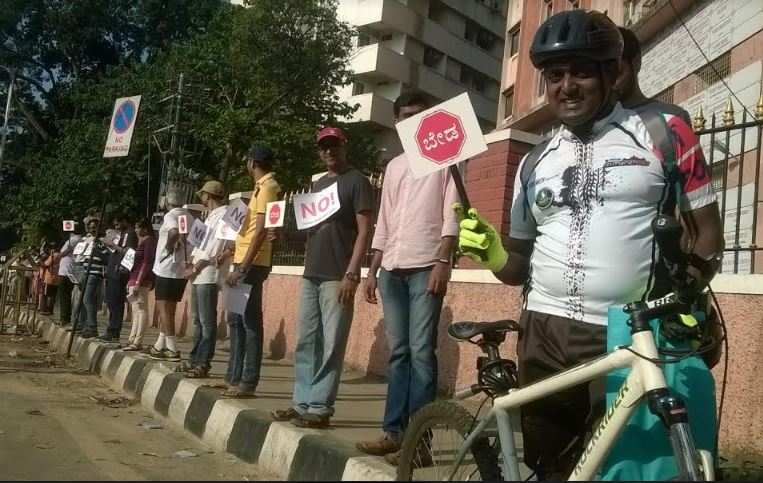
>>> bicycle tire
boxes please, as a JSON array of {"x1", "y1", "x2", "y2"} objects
[{"x1": 397, "y1": 400, "x2": 501, "y2": 481}]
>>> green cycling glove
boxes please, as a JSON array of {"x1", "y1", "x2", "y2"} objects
[{"x1": 453, "y1": 203, "x2": 509, "y2": 272}]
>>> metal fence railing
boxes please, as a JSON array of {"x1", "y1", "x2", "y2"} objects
[
  {"x1": 0, "y1": 253, "x2": 41, "y2": 335},
  {"x1": 694, "y1": 102, "x2": 763, "y2": 274}
]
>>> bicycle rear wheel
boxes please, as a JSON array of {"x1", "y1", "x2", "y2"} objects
[{"x1": 396, "y1": 400, "x2": 501, "y2": 481}]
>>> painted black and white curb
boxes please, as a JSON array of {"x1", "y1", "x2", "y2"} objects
[{"x1": 38, "y1": 320, "x2": 395, "y2": 481}]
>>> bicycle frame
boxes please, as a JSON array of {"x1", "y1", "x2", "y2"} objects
[{"x1": 453, "y1": 329, "x2": 674, "y2": 481}]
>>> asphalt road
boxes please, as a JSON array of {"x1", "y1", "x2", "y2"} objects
[{"x1": 0, "y1": 331, "x2": 277, "y2": 481}]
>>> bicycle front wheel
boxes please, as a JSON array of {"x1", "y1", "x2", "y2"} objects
[{"x1": 397, "y1": 400, "x2": 501, "y2": 481}]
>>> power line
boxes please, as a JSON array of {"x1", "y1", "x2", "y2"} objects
[{"x1": 667, "y1": 0, "x2": 756, "y2": 120}]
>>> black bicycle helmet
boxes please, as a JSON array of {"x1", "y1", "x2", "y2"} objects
[{"x1": 530, "y1": 9, "x2": 623, "y2": 68}]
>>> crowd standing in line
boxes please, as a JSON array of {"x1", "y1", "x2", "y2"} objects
[{"x1": 9, "y1": 15, "x2": 726, "y2": 480}]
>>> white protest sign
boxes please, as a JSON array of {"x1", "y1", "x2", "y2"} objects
[
  {"x1": 293, "y1": 182, "x2": 340, "y2": 230},
  {"x1": 103, "y1": 95, "x2": 142, "y2": 158},
  {"x1": 120, "y1": 248, "x2": 136, "y2": 271},
  {"x1": 188, "y1": 218, "x2": 209, "y2": 248},
  {"x1": 225, "y1": 282, "x2": 252, "y2": 315},
  {"x1": 215, "y1": 221, "x2": 238, "y2": 241},
  {"x1": 265, "y1": 201, "x2": 286, "y2": 228},
  {"x1": 395, "y1": 92, "x2": 487, "y2": 178},
  {"x1": 72, "y1": 241, "x2": 87, "y2": 256},
  {"x1": 62, "y1": 220, "x2": 75, "y2": 232},
  {"x1": 222, "y1": 199, "x2": 248, "y2": 234},
  {"x1": 178, "y1": 214, "x2": 189, "y2": 234}
]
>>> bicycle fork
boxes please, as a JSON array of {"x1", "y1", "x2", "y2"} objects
[{"x1": 647, "y1": 389, "x2": 713, "y2": 481}]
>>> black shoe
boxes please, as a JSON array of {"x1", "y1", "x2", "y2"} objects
[
  {"x1": 96, "y1": 334, "x2": 119, "y2": 343},
  {"x1": 80, "y1": 331, "x2": 97, "y2": 339}
]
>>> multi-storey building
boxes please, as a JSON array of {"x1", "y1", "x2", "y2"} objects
[{"x1": 337, "y1": 0, "x2": 508, "y2": 158}]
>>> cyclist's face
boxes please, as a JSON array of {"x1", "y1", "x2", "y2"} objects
[{"x1": 543, "y1": 59, "x2": 607, "y2": 127}]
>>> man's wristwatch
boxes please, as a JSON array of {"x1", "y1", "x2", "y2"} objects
[
  {"x1": 345, "y1": 272, "x2": 360, "y2": 282},
  {"x1": 236, "y1": 265, "x2": 248, "y2": 274},
  {"x1": 436, "y1": 258, "x2": 451, "y2": 265}
]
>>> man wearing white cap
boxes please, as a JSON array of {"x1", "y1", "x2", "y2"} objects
[{"x1": 184, "y1": 180, "x2": 229, "y2": 377}]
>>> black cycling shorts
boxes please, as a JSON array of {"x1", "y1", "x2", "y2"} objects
[{"x1": 154, "y1": 276, "x2": 188, "y2": 302}]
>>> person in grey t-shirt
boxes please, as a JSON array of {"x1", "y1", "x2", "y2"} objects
[{"x1": 271, "y1": 126, "x2": 374, "y2": 428}]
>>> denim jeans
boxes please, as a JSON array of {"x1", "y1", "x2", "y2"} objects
[
  {"x1": 225, "y1": 266, "x2": 270, "y2": 391},
  {"x1": 190, "y1": 283, "x2": 219, "y2": 369},
  {"x1": 378, "y1": 267, "x2": 442, "y2": 436},
  {"x1": 292, "y1": 277, "x2": 354, "y2": 417},
  {"x1": 106, "y1": 276, "x2": 128, "y2": 338},
  {"x1": 78, "y1": 274, "x2": 103, "y2": 334}
]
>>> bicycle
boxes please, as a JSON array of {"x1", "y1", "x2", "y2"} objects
[{"x1": 396, "y1": 215, "x2": 718, "y2": 481}]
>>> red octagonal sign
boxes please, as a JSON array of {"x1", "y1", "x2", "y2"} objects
[
  {"x1": 415, "y1": 110, "x2": 466, "y2": 165},
  {"x1": 268, "y1": 203, "x2": 281, "y2": 226}
]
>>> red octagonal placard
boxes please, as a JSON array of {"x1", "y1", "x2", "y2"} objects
[{"x1": 414, "y1": 110, "x2": 466, "y2": 165}]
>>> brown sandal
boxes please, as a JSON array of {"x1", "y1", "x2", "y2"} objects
[{"x1": 221, "y1": 388, "x2": 256, "y2": 398}]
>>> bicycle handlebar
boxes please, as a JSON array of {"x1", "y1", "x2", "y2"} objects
[{"x1": 651, "y1": 215, "x2": 703, "y2": 305}]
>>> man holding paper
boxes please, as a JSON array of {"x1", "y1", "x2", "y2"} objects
[
  {"x1": 271, "y1": 127, "x2": 373, "y2": 428},
  {"x1": 184, "y1": 180, "x2": 229, "y2": 378},
  {"x1": 222, "y1": 145, "x2": 281, "y2": 398},
  {"x1": 99, "y1": 213, "x2": 137, "y2": 343}
]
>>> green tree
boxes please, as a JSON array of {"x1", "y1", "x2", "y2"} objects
[{"x1": 0, "y1": 0, "x2": 379, "y2": 247}]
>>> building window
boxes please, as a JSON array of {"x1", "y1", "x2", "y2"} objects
[
  {"x1": 464, "y1": 20, "x2": 478, "y2": 42},
  {"x1": 654, "y1": 86, "x2": 675, "y2": 104},
  {"x1": 692, "y1": 52, "x2": 731, "y2": 96},
  {"x1": 711, "y1": 162, "x2": 724, "y2": 193},
  {"x1": 503, "y1": 88, "x2": 514, "y2": 118},
  {"x1": 509, "y1": 26, "x2": 520, "y2": 56},
  {"x1": 352, "y1": 82, "x2": 366, "y2": 96},
  {"x1": 476, "y1": 29, "x2": 496, "y2": 51},
  {"x1": 543, "y1": 0, "x2": 553, "y2": 21},
  {"x1": 473, "y1": 72, "x2": 486, "y2": 93},
  {"x1": 357, "y1": 31, "x2": 373, "y2": 48},
  {"x1": 423, "y1": 47, "x2": 444, "y2": 69}
]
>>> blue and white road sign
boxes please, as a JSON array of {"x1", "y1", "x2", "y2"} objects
[{"x1": 103, "y1": 95, "x2": 142, "y2": 158}]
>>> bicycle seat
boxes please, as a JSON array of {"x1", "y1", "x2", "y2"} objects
[{"x1": 448, "y1": 320, "x2": 520, "y2": 341}]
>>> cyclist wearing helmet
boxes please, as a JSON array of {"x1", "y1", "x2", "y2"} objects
[{"x1": 457, "y1": 10, "x2": 723, "y2": 480}]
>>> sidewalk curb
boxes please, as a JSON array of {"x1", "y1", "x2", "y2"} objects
[{"x1": 38, "y1": 320, "x2": 396, "y2": 481}]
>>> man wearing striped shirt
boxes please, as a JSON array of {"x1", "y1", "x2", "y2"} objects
[{"x1": 74, "y1": 216, "x2": 110, "y2": 339}]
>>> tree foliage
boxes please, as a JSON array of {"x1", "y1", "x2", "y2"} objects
[{"x1": 0, "y1": 0, "x2": 379, "y2": 249}]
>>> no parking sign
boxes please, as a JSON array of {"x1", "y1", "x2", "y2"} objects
[{"x1": 103, "y1": 95, "x2": 142, "y2": 158}]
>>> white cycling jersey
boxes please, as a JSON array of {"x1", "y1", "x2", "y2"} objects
[{"x1": 510, "y1": 103, "x2": 715, "y2": 325}]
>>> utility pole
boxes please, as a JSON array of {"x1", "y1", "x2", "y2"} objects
[{"x1": 0, "y1": 68, "x2": 16, "y2": 171}]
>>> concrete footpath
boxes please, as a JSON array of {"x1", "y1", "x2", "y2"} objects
[{"x1": 35, "y1": 317, "x2": 435, "y2": 481}]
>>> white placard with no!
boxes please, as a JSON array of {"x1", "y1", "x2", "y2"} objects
[
  {"x1": 293, "y1": 182, "x2": 340, "y2": 230},
  {"x1": 188, "y1": 218, "x2": 209, "y2": 248},
  {"x1": 62, "y1": 220, "x2": 75, "y2": 232},
  {"x1": 395, "y1": 92, "x2": 488, "y2": 179},
  {"x1": 120, "y1": 248, "x2": 136, "y2": 271},
  {"x1": 72, "y1": 241, "x2": 87, "y2": 256},
  {"x1": 264, "y1": 201, "x2": 286, "y2": 228},
  {"x1": 222, "y1": 199, "x2": 248, "y2": 234}
]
